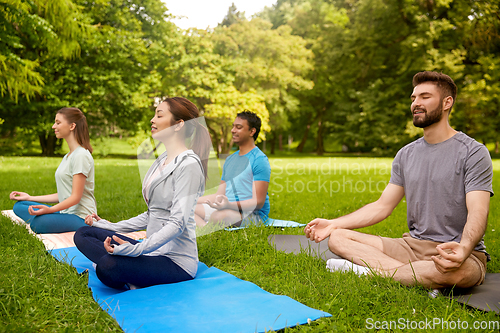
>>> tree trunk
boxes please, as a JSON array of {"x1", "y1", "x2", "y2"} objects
[
  {"x1": 269, "y1": 132, "x2": 276, "y2": 155},
  {"x1": 221, "y1": 135, "x2": 229, "y2": 155},
  {"x1": 297, "y1": 124, "x2": 310, "y2": 153},
  {"x1": 278, "y1": 133, "x2": 283, "y2": 151},
  {"x1": 220, "y1": 125, "x2": 233, "y2": 155},
  {"x1": 39, "y1": 133, "x2": 57, "y2": 156},
  {"x1": 227, "y1": 137, "x2": 234, "y2": 154},
  {"x1": 495, "y1": 141, "x2": 499, "y2": 154},
  {"x1": 206, "y1": 123, "x2": 220, "y2": 157},
  {"x1": 316, "y1": 117, "x2": 325, "y2": 155}
]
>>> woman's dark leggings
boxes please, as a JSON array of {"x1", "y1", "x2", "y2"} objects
[{"x1": 74, "y1": 226, "x2": 193, "y2": 289}]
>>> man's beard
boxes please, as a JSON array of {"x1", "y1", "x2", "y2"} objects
[{"x1": 412, "y1": 102, "x2": 443, "y2": 128}]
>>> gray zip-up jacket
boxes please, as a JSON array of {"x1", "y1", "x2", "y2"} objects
[{"x1": 92, "y1": 150, "x2": 204, "y2": 277}]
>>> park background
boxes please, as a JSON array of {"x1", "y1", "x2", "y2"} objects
[
  {"x1": 1, "y1": 0, "x2": 500, "y2": 332},
  {"x1": 1, "y1": 0, "x2": 499, "y2": 157}
]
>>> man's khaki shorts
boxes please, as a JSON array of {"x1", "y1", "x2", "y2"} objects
[{"x1": 379, "y1": 233, "x2": 487, "y2": 286}]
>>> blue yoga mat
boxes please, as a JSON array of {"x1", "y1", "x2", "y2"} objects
[
  {"x1": 226, "y1": 218, "x2": 306, "y2": 231},
  {"x1": 51, "y1": 247, "x2": 331, "y2": 332},
  {"x1": 266, "y1": 218, "x2": 306, "y2": 228}
]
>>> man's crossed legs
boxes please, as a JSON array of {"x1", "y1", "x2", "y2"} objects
[
  {"x1": 328, "y1": 229, "x2": 486, "y2": 289},
  {"x1": 194, "y1": 203, "x2": 264, "y2": 236},
  {"x1": 195, "y1": 203, "x2": 243, "y2": 228}
]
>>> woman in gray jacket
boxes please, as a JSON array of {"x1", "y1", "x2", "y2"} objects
[{"x1": 74, "y1": 97, "x2": 211, "y2": 289}]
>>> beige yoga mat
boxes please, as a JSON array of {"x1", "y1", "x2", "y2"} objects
[{"x1": 2, "y1": 210, "x2": 146, "y2": 250}]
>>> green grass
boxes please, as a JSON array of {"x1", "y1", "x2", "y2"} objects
[
  {"x1": 0, "y1": 136, "x2": 143, "y2": 158},
  {"x1": 1, "y1": 156, "x2": 499, "y2": 332}
]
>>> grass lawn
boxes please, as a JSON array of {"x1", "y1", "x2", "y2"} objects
[{"x1": 1, "y1": 155, "x2": 499, "y2": 332}]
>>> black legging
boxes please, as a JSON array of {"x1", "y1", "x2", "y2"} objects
[{"x1": 74, "y1": 226, "x2": 193, "y2": 289}]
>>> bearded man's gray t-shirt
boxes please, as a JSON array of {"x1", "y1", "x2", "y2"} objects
[{"x1": 390, "y1": 132, "x2": 493, "y2": 255}]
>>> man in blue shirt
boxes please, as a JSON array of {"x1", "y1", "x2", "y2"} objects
[{"x1": 195, "y1": 111, "x2": 271, "y2": 229}]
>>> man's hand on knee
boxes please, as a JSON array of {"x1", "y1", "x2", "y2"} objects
[
  {"x1": 206, "y1": 195, "x2": 231, "y2": 210},
  {"x1": 431, "y1": 242, "x2": 469, "y2": 274},
  {"x1": 305, "y1": 218, "x2": 336, "y2": 243}
]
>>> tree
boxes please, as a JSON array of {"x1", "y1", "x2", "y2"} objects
[
  {"x1": 161, "y1": 19, "x2": 312, "y2": 155},
  {"x1": 220, "y1": 3, "x2": 246, "y2": 27},
  {"x1": 0, "y1": 0, "x2": 87, "y2": 102},
  {"x1": 1, "y1": 0, "x2": 178, "y2": 156},
  {"x1": 212, "y1": 19, "x2": 313, "y2": 154},
  {"x1": 158, "y1": 28, "x2": 242, "y2": 154},
  {"x1": 204, "y1": 86, "x2": 269, "y2": 153},
  {"x1": 450, "y1": 0, "x2": 500, "y2": 150},
  {"x1": 265, "y1": 0, "x2": 350, "y2": 154},
  {"x1": 0, "y1": 0, "x2": 89, "y2": 155},
  {"x1": 159, "y1": 28, "x2": 270, "y2": 155},
  {"x1": 459, "y1": 56, "x2": 500, "y2": 151},
  {"x1": 4, "y1": 0, "x2": 499, "y2": 157},
  {"x1": 261, "y1": 0, "x2": 484, "y2": 154}
]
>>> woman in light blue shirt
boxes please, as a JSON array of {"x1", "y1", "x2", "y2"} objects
[
  {"x1": 9, "y1": 107, "x2": 97, "y2": 233},
  {"x1": 74, "y1": 97, "x2": 211, "y2": 289}
]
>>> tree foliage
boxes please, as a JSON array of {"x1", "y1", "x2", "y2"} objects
[
  {"x1": 259, "y1": 0, "x2": 500, "y2": 154},
  {"x1": 0, "y1": 0, "x2": 177, "y2": 155},
  {"x1": 1, "y1": 0, "x2": 499, "y2": 156},
  {"x1": 212, "y1": 19, "x2": 313, "y2": 153},
  {"x1": 0, "y1": 0, "x2": 87, "y2": 101},
  {"x1": 219, "y1": 2, "x2": 246, "y2": 27},
  {"x1": 162, "y1": 18, "x2": 313, "y2": 154}
]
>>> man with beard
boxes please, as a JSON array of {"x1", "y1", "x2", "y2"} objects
[{"x1": 305, "y1": 71, "x2": 493, "y2": 290}]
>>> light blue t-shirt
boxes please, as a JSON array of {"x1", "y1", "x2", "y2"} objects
[{"x1": 221, "y1": 147, "x2": 271, "y2": 218}]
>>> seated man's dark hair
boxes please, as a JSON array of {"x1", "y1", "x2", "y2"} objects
[
  {"x1": 236, "y1": 110, "x2": 261, "y2": 141},
  {"x1": 412, "y1": 71, "x2": 457, "y2": 111}
]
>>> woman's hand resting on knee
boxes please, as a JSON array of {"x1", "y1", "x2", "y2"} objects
[
  {"x1": 104, "y1": 235, "x2": 128, "y2": 253},
  {"x1": 10, "y1": 191, "x2": 31, "y2": 201},
  {"x1": 85, "y1": 213, "x2": 101, "y2": 226}
]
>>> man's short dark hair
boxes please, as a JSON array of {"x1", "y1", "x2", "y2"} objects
[
  {"x1": 236, "y1": 110, "x2": 261, "y2": 141},
  {"x1": 412, "y1": 71, "x2": 457, "y2": 111}
]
